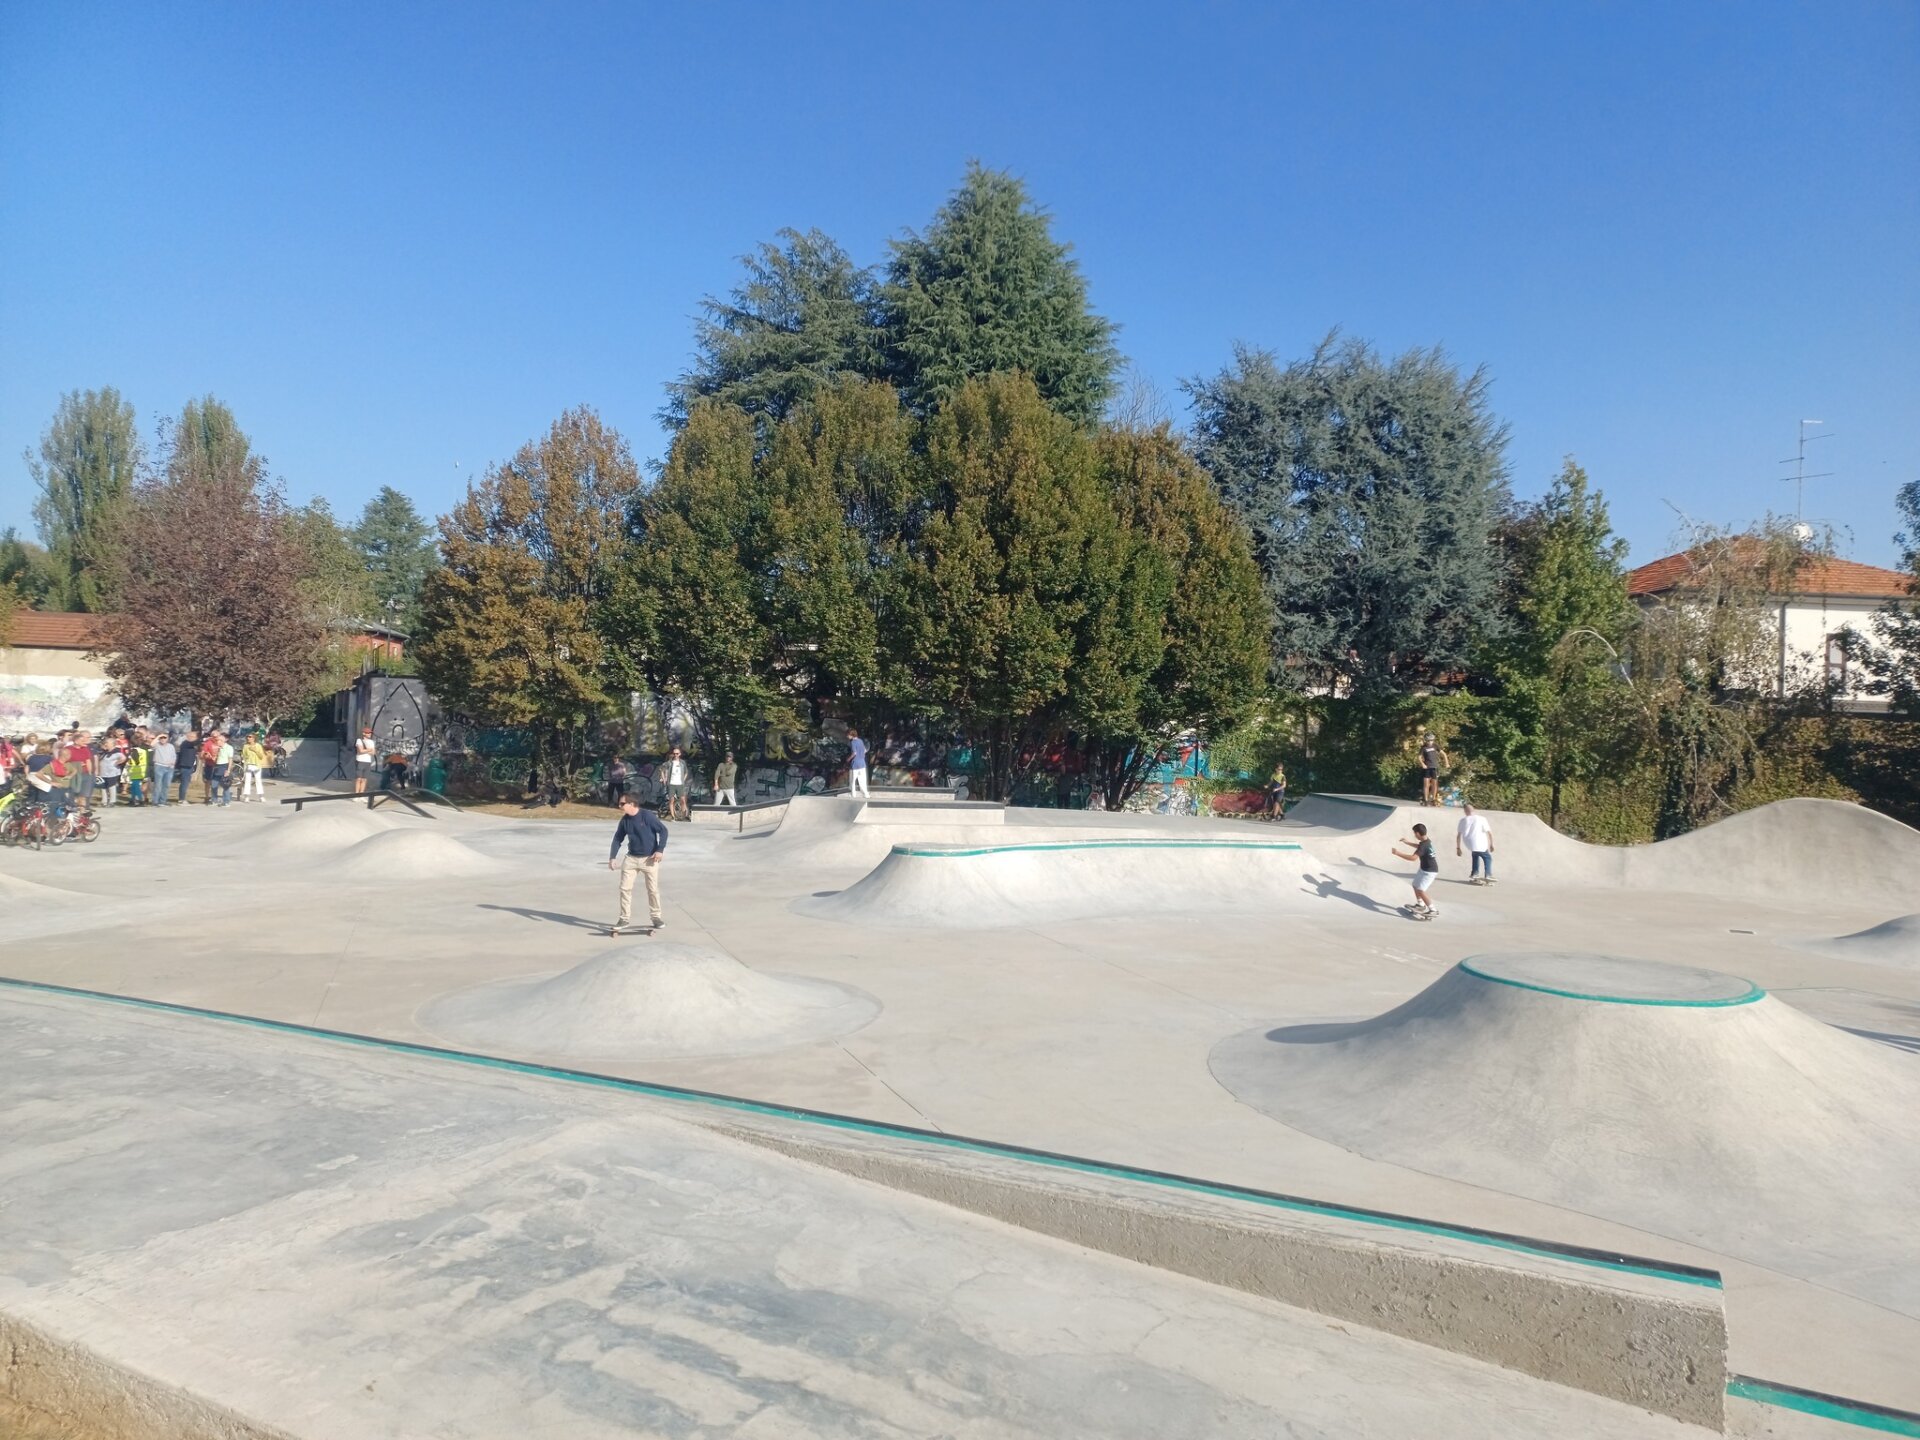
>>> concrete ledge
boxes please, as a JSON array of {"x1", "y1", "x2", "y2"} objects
[
  {"x1": 0, "y1": 1312, "x2": 294, "y2": 1440},
  {"x1": 709, "y1": 1118, "x2": 1728, "y2": 1430}
]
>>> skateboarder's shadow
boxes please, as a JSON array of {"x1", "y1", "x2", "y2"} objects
[
  {"x1": 477, "y1": 903, "x2": 605, "y2": 932},
  {"x1": 1299, "y1": 870, "x2": 1398, "y2": 916}
]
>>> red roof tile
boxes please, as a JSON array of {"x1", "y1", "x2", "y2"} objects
[
  {"x1": 2, "y1": 611, "x2": 116, "y2": 649},
  {"x1": 1627, "y1": 546, "x2": 1913, "y2": 600}
]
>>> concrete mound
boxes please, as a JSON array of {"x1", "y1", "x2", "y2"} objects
[
  {"x1": 254, "y1": 806, "x2": 398, "y2": 858},
  {"x1": 1795, "y1": 913, "x2": 1920, "y2": 970},
  {"x1": 322, "y1": 828, "x2": 500, "y2": 881},
  {"x1": 418, "y1": 943, "x2": 880, "y2": 1060},
  {"x1": 1284, "y1": 795, "x2": 1920, "y2": 910},
  {"x1": 1211, "y1": 952, "x2": 1920, "y2": 1315},
  {"x1": 803, "y1": 839, "x2": 1466, "y2": 928}
]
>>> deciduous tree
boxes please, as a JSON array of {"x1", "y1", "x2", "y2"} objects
[
  {"x1": 413, "y1": 408, "x2": 640, "y2": 793},
  {"x1": 103, "y1": 398, "x2": 325, "y2": 722}
]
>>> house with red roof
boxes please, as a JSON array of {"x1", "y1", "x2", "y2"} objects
[
  {"x1": 1626, "y1": 546, "x2": 1913, "y2": 712},
  {"x1": 0, "y1": 611, "x2": 123, "y2": 733}
]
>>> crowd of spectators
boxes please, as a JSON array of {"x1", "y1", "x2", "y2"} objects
[{"x1": 0, "y1": 723, "x2": 287, "y2": 812}]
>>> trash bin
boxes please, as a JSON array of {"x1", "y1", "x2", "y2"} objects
[{"x1": 423, "y1": 756, "x2": 448, "y2": 794}]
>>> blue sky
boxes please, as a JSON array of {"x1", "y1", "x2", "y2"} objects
[{"x1": 3, "y1": 2, "x2": 1915, "y2": 567}]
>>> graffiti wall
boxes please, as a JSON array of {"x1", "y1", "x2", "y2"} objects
[{"x1": 0, "y1": 648, "x2": 126, "y2": 734}]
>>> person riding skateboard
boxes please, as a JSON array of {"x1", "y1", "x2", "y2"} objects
[
  {"x1": 1456, "y1": 802, "x2": 1495, "y2": 884},
  {"x1": 1392, "y1": 822, "x2": 1440, "y2": 918},
  {"x1": 608, "y1": 792, "x2": 668, "y2": 935}
]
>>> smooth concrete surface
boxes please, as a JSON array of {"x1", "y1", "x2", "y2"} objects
[
  {"x1": 0, "y1": 990, "x2": 1710, "y2": 1440},
  {"x1": 1794, "y1": 912, "x2": 1920, "y2": 971},
  {"x1": 4, "y1": 789, "x2": 1920, "y2": 1435},
  {"x1": 1210, "y1": 955, "x2": 1920, "y2": 1315},
  {"x1": 708, "y1": 1116, "x2": 1729, "y2": 1426}
]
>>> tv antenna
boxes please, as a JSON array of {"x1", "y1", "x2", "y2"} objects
[{"x1": 1778, "y1": 419, "x2": 1834, "y2": 520}]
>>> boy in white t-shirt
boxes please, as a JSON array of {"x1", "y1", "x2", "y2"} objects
[
  {"x1": 1456, "y1": 803, "x2": 1495, "y2": 884},
  {"x1": 354, "y1": 727, "x2": 376, "y2": 794}
]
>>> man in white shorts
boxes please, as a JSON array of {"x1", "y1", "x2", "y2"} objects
[
  {"x1": 1456, "y1": 802, "x2": 1495, "y2": 884},
  {"x1": 354, "y1": 727, "x2": 376, "y2": 793},
  {"x1": 846, "y1": 729, "x2": 869, "y2": 797}
]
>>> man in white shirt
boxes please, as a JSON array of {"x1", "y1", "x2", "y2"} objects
[
  {"x1": 1456, "y1": 803, "x2": 1495, "y2": 885},
  {"x1": 663, "y1": 746, "x2": 690, "y2": 821}
]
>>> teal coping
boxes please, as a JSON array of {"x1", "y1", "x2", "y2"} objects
[
  {"x1": 1459, "y1": 958, "x2": 1766, "y2": 1008},
  {"x1": 891, "y1": 839, "x2": 1306, "y2": 858},
  {"x1": 0, "y1": 974, "x2": 1712, "y2": 1291},
  {"x1": 1727, "y1": 1378, "x2": 1920, "y2": 1436}
]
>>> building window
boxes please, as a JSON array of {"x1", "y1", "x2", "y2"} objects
[{"x1": 1825, "y1": 634, "x2": 1849, "y2": 688}]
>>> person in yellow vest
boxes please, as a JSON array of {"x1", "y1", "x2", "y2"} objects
[
  {"x1": 240, "y1": 733, "x2": 269, "y2": 802},
  {"x1": 125, "y1": 741, "x2": 149, "y2": 805}
]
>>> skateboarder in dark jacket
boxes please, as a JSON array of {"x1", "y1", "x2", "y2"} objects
[{"x1": 608, "y1": 794, "x2": 669, "y2": 935}]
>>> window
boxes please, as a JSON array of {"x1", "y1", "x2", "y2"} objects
[{"x1": 1825, "y1": 633, "x2": 1849, "y2": 689}]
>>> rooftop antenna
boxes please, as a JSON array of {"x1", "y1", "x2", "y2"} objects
[{"x1": 1778, "y1": 419, "x2": 1834, "y2": 521}]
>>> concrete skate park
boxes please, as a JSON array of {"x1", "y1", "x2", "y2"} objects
[{"x1": 4, "y1": 787, "x2": 1919, "y2": 1439}]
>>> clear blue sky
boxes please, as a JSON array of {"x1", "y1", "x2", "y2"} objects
[{"x1": 3, "y1": 2, "x2": 1915, "y2": 567}]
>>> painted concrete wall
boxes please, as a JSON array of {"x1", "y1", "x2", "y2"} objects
[{"x1": 0, "y1": 645, "x2": 124, "y2": 733}]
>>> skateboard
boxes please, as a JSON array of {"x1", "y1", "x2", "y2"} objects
[
  {"x1": 1401, "y1": 904, "x2": 1437, "y2": 922},
  {"x1": 605, "y1": 923, "x2": 660, "y2": 938}
]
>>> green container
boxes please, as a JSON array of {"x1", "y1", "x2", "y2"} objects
[{"x1": 423, "y1": 756, "x2": 448, "y2": 793}]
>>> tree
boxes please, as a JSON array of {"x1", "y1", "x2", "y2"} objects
[
  {"x1": 352, "y1": 485, "x2": 435, "y2": 632},
  {"x1": 413, "y1": 408, "x2": 641, "y2": 794},
  {"x1": 1468, "y1": 459, "x2": 1636, "y2": 828},
  {"x1": 102, "y1": 398, "x2": 325, "y2": 721},
  {"x1": 1186, "y1": 336, "x2": 1512, "y2": 701},
  {"x1": 1859, "y1": 480, "x2": 1920, "y2": 716},
  {"x1": 27, "y1": 387, "x2": 140, "y2": 611},
  {"x1": 662, "y1": 229, "x2": 883, "y2": 429},
  {"x1": 1081, "y1": 425, "x2": 1270, "y2": 808},
  {"x1": 289, "y1": 498, "x2": 381, "y2": 693},
  {"x1": 0, "y1": 528, "x2": 58, "y2": 609},
  {"x1": 887, "y1": 374, "x2": 1128, "y2": 798},
  {"x1": 883, "y1": 164, "x2": 1119, "y2": 427}
]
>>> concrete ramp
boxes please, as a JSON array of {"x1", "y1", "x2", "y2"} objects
[
  {"x1": 1285, "y1": 795, "x2": 1920, "y2": 910},
  {"x1": 1795, "y1": 912, "x2": 1920, "y2": 971},
  {"x1": 418, "y1": 943, "x2": 879, "y2": 1060},
  {"x1": 1212, "y1": 952, "x2": 1920, "y2": 1316},
  {"x1": 802, "y1": 839, "x2": 1480, "y2": 928},
  {"x1": 321, "y1": 828, "x2": 501, "y2": 881},
  {"x1": 253, "y1": 804, "x2": 398, "y2": 858}
]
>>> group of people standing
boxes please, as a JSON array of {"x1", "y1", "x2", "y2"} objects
[{"x1": 0, "y1": 723, "x2": 279, "y2": 812}]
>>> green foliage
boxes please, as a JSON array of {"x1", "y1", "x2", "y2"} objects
[
  {"x1": 662, "y1": 229, "x2": 883, "y2": 429},
  {"x1": 1186, "y1": 335, "x2": 1511, "y2": 698},
  {"x1": 0, "y1": 527, "x2": 59, "y2": 609},
  {"x1": 1859, "y1": 479, "x2": 1920, "y2": 716},
  {"x1": 882, "y1": 164, "x2": 1119, "y2": 428},
  {"x1": 26, "y1": 386, "x2": 141, "y2": 612},
  {"x1": 414, "y1": 408, "x2": 641, "y2": 789},
  {"x1": 1465, "y1": 459, "x2": 1638, "y2": 825},
  {"x1": 288, "y1": 498, "x2": 381, "y2": 695},
  {"x1": 352, "y1": 485, "x2": 435, "y2": 633}
]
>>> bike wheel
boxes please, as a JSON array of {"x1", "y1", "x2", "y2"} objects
[{"x1": 77, "y1": 815, "x2": 102, "y2": 842}]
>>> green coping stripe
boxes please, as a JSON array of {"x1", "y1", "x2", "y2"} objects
[
  {"x1": 891, "y1": 839, "x2": 1306, "y2": 858},
  {"x1": 1728, "y1": 1377, "x2": 1920, "y2": 1436},
  {"x1": 0, "y1": 974, "x2": 1716, "y2": 1290},
  {"x1": 1459, "y1": 959, "x2": 1766, "y2": 1008}
]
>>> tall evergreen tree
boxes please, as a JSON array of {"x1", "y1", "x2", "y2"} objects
[
  {"x1": 26, "y1": 386, "x2": 141, "y2": 612},
  {"x1": 1186, "y1": 335, "x2": 1512, "y2": 698},
  {"x1": 662, "y1": 229, "x2": 882, "y2": 429},
  {"x1": 352, "y1": 485, "x2": 435, "y2": 632},
  {"x1": 883, "y1": 164, "x2": 1119, "y2": 427}
]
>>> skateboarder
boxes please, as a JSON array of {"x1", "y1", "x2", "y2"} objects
[
  {"x1": 1391, "y1": 822, "x2": 1440, "y2": 918},
  {"x1": 1264, "y1": 761, "x2": 1287, "y2": 820},
  {"x1": 847, "y1": 729, "x2": 868, "y2": 797},
  {"x1": 1456, "y1": 802, "x2": 1495, "y2": 884},
  {"x1": 712, "y1": 750, "x2": 738, "y2": 807},
  {"x1": 1418, "y1": 733, "x2": 1448, "y2": 806},
  {"x1": 607, "y1": 793, "x2": 668, "y2": 935}
]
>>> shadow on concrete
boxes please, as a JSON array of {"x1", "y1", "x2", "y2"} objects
[
  {"x1": 1263, "y1": 1019, "x2": 1373, "y2": 1045},
  {"x1": 1299, "y1": 870, "x2": 1398, "y2": 916},
  {"x1": 478, "y1": 904, "x2": 606, "y2": 932}
]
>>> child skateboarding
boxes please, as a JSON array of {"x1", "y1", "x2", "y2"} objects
[{"x1": 1391, "y1": 822, "x2": 1441, "y2": 920}]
